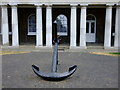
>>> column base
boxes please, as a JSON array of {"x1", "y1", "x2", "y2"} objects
[
  {"x1": 2, "y1": 43, "x2": 9, "y2": 46},
  {"x1": 79, "y1": 46, "x2": 87, "y2": 49},
  {"x1": 45, "y1": 46, "x2": 53, "y2": 48},
  {"x1": 70, "y1": 46, "x2": 87, "y2": 49},
  {"x1": 70, "y1": 46, "x2": 77, "y2": 49},
  {"x1": 35, "y1": 46, "x2": 53, "y2": 51},
  {"x1": 104, "y1": 46, "x2": 118, "y2": 49},
  {"x1": 35, "y1": 45, "x2": 43, "y2": 48},
  {"x1": 1, "y1": 45, "x2": 19, "y2": 48},
  {"x1": 67, "y1": 46, "x2": 87, "y2": 52},
  {"x1": 114, "y1": 46, "x2": 120, "y2": 49}
]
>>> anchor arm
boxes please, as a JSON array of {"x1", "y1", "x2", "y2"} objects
[{"x1": 32, "y1": 64, "x2": 77, "y2": 81}]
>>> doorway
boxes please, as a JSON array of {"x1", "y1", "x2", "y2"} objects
[{"x1": 86, "y1": 14, "x2": 96, "y2": 43}]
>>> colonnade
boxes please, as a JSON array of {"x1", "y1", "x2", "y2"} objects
[{"x1": 1, "y1": 4, "x2": 119, "y2": 49}]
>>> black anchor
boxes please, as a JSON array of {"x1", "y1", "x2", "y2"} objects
[{"x1": 32, "y1": 21, "x2": 77, "y2": 81}]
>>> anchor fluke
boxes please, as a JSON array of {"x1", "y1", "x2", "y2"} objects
[{"x1": 32, "y1": 64, "x2": 77, "y2": 81}]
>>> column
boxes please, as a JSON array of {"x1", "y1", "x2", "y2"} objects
[
  {"x1": 80, "y1": 4, "x2": 87, "y2": 48},
  {"x1": 114, "y1": 6, "x2": 120, "y2": 48},
  {"x1": 35, "y1": 4, "x2": 43, "y2": 47},
  {"x1": 46, "y1": 5, "x2": 52, "y2": 47},
  {"x1": 11, "y1": 5, "x2": 19, "y2": 46},
  {"x1": 104, "y1": 5, "x2": 113, "y2": 49},
  {"x1": 1, "y1": 5, "x2": 9, "y2": 45},
  {"x1": 70, "y1": 4, "x2": 77, "y2": 47}
]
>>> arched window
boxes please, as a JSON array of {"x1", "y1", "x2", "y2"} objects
[
  {"x1": 86, "y1": 14, "x2": 96, "y2": 33},
  {"x1": 87, "y1": 14, "x2": 96, "y2": 20},
  {"x1": 28, "y1": 14, "x2": 36, "y2": 35},
  {"x1": 56, "y1": 14, "x2": 68, "y2": 36}
]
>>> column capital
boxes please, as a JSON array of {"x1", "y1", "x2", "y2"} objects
[
  {"x1": 45, "y1": 3, "x2": 52, "y2": 7},
  {"x1": 80, "y1": 4, "x2": 88, "y2": 7},
  {"x1": 1, "y1": 5, "x2": 8, "y2": 8},
  {"x1": 34, "y1": 4, "x2": 43, "y2": 7},
  {"x1": 106, "y1": 4, "x2": 114, "y2": 6},
  {"x1": 116, "y1": 2, "x2": 120, "y2": 6},
  {"x1": 9, "y1": 3, "x2": 18, "y2": 8},
  {"x1": 70, "y1": 4, "x2": 78, "y2": 7},
  {"x1": 0, "y1": 3, "x2": 7, "y2": 6}
]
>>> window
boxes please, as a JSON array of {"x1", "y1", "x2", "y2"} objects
[
  {"x1": 87, "y1": 14, "x2": 95, "y2": 20},
  {"x1": 91, "y1": 22, "x2": 95, "y2": 33},
  {"x1": 87, "y1": 14, "x2": 96, "y2": 34},
  {"x1": 28, "y1": 14, "x2": 36, "y2": 35},
  {"x1": 56, "y1": 14, "x2": 68, "y2": 36}
]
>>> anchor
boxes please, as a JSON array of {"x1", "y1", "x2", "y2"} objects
[{"x1": 32, "y1": 21, "x2": 77, "y2": 81}]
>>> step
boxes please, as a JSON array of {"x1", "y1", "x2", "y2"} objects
[
  {"x1": 58, "y1": 46, "x2": 69, "y2": 50},
  {"x1": 87, "y1": 46, "x2": 104, "y2": 49}
]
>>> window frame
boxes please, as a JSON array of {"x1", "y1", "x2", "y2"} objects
[
  {"x1": 56, "y1": 14, "x2": 68, "y2": 36},
  {"x1": 27, "y1": 14, "x2": 36, "y2": 35},
  {"x1": 86, "y1": 14, "x2": 96, "y2": 34}
]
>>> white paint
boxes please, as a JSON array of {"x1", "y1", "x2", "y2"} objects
[
  {"x1": 80, "y1": 6, "x2": 87, "y2": 48},
  {"x1": 70, "y1": 5, "x2": 77, "y2": 47},
  {"x1": 86, "y1": 20, "x2": 96, "y2": 42},
  {"x1": 27, "y1": 14, "x2": 36, "y2": 35},
  {"x1": 104, "y1": 6, "x2": 112, "y2": 48},
  {"x1": 1, "y1": 6, "x2": 9, "y2": 45},
  {"x1": 36, "y1": 6, "x2": 43, "y2": 46},
  {"x1": 114, "y1": 6, "x2": 120, "y2": 48},
  {"x1": 46, "y1": 6, "x2": 52, "y2": 47},
  {"x1": 1, "y1": 0, "x2": 119, "y2": 3},
  {"x1": 11, "y1": 5, "x2": 19, "y2": 46}
]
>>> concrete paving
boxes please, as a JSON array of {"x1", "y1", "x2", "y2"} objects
[
  {"x1": 2, "y1": 51, "x2": 118, "y2": 88},
  {"x1": 1, "y1": 45, "x2": 119, "y2": 53}
]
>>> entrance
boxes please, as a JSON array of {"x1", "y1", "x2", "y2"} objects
[
  {"x1": 86, "y1": 14, "x2": 96, "y2": 43},
  {"x1": 53, "y1": 14, "x2": 69, "y2": 45}
]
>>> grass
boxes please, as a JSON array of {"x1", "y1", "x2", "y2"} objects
[{"x1": 109, "y1": 52, "x2": 120, "y2": 55}]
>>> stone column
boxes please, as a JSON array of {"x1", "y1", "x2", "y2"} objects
[
  {"x1": 46, "y1": 4, "x2": 52, "y2": 47},
  {"x1": 11, "y1": 5, "x2": 19, "y2": 47},
  {"x1": 114, "y1": 5, "x2": 120, "y2": 48},
  {"x1": 80, "y1": 4, "x2": 87, "y2": 48},
  {"x1": 35, "y1": 4, "x2": 43, "y2": 47},
  {"x1": 70, "y1": 4, "x2": 77, "y2": 48},
  {"x1": 1, "y1": 5, "x2": 9, "y2": 46},
  {"x1": 104, "y1": 5, "x2": 113, "y2": 49}
]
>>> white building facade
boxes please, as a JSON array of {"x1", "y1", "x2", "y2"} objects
[{"x1": 0, "y1": 0, "x2": 120, "y2": 49}]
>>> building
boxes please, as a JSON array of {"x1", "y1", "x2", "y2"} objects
[{"x1": 0, "y1": 0, "x2": 120, "y2": 49}]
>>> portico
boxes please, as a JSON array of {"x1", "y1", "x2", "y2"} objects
[{"x1": 0, "y1": 0, "x2": 120, "y2": 49}]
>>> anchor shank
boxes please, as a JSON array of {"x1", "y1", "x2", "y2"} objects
[{"x1": 52, "y1": 42, "x2": 58, "y2": 72}]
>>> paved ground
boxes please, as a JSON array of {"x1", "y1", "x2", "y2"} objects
[{"x1": 2, "y1": 51, "x2": 118, "y2": 88}]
